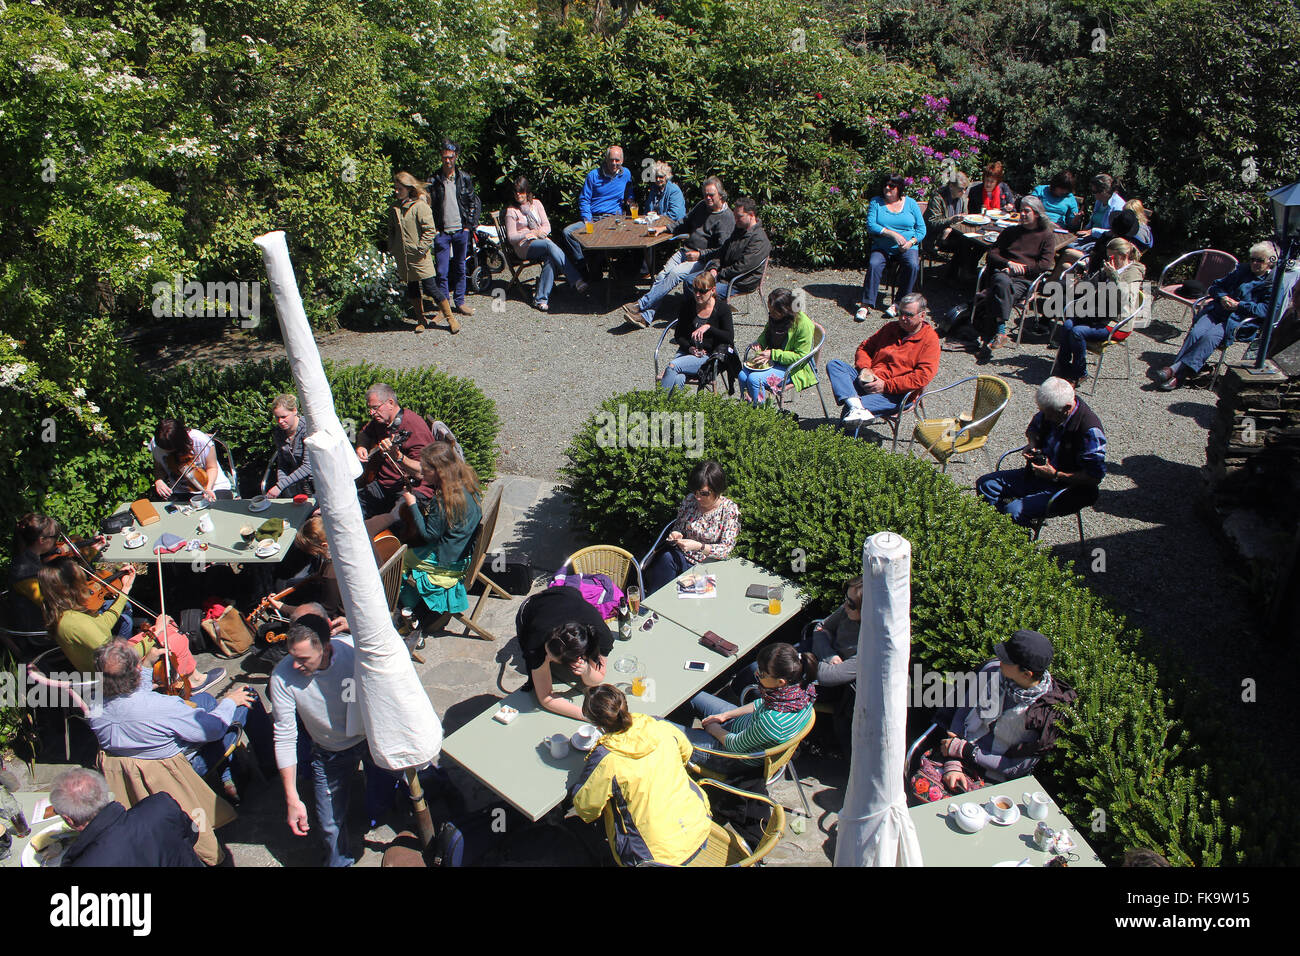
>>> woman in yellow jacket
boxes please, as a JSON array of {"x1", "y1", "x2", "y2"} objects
[{"x1": 572, "y1": 685, "x2": 711, "y2": 866}]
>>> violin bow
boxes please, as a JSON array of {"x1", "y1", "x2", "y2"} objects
[
  {"x1": 156, "y1": 557, "x2": 174, "y2": 689},
  {"x1": 57, "y1": 531, "x2": 159, "y2": 619}
]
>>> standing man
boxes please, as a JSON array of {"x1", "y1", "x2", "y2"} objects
[
  {"x1": 624, "y1": 176, "x2": 732, "y2": 328},
  {"x1": 975, "y1": 377, "x2": 1106, "y2": 527},
  {"x1": 428, "y1": 140, "x2": 481, "y2": 318},
  {"x1": 827, "y1": 293, "x2": 940, "y2": 424},
  {"x1": 270, "y1": 604, "x2": 390, "y2": 867},
  {"x1": 563, "y1": 145, "x2": 634, "y2": 277},
  {"x1": 355, "y1": 382, "x2": 435, "y2": 519}
]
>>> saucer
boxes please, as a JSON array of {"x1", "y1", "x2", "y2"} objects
[
  {"x1": 987, "y1": 803, "x2": 1021, "y2": 826},
  {"x1": 123, "y1": 534, "x2": 147, "y2": 550},
  {"x1": 254, "y1": 541, "x2": 281, "y2": 558},
  {"x1": 570, "y1": 734, "x2": 599, "y2": 751},
  {"x1": 248, "y1": 497, "x2": 271, "y2": 513}
]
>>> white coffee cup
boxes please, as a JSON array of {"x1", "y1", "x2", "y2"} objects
[
  {"x1": 989, "y1": 794, "x2": 1015, "y2": 822},
  {"x1": 546, "y1": 733, "x2": 570, "y2": 759},
  {"x1": 197, "y1": 514, "x2": 214, "y2": 534},
  {"x1": 572, "y1": 723, "x2": 599, "y2": 748},
  {"x1": 1022, "y1": 790, "x2": 1050, "y2": 820}
]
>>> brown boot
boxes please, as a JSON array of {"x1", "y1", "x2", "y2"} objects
[
  {"x1": 439, "y1": 297, "x2": 460, "y2": 334},
  {"x1": 408, "y1": 299, "x2": 428, "y2": 334}
]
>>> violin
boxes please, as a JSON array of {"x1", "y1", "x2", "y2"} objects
[
  {"x1": 245, "y1": 586, "x2": 297, "y2": 632},
  {"x1": 80, "y1": 566, "x2": 134, "y2": 613},
  {"x1": 140, "y1": 619, "x2": 192, "y2": 700},
  {"x1": 165, "y1": 447, "x2": 207, "y2": 496},
  {"x1": 43, "y1": 536, "x2": 104, "y2": 565}
]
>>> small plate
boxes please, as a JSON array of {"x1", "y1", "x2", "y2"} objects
[
  {"x1": 124, "y1": 533, "x2": 147, "y2": 550},
  {"x1": 571, "y1": 734, "x2": 599, "y2": 751},
  {"x1": 248, "y1": 497, "x2": 271, "y2": 513},
  {"x1": 254, "y1": 541, "x2": 281, "y2": 559},
  {"x1": 982, "y1": 231, "x2": 1000, "y2": 242},
  {"x1": 963, "y1": 214, "x2": 991, "y2": 225},
  {"x1": 987, "y1": 803, "x2": 1022, "y2": 826},
  {"x1": 22, "y1": 818, "x2": 77, "y2": 867}
]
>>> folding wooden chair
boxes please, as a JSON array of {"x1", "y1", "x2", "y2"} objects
[
  {"x1": 490, "y1": 210, "x2": 542, "y2": 301},
  {"x1": 452, "y1": 487, "x2": 511, "y2": 641}
]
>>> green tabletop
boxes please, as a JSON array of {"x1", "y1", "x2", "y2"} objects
[
  {"x1": 642, "y1": 556, "x2": 806, "y2": 647},
  {"x1": 1, "y1": 790, "x2": 58, "y2": 869},
  {"x1": 98, "y1": 498, "x2": 315, "y2": 565},
  {"x1": 908, "y1": 775, "x2": 1104, "y2": 867},
  {"x1": 442, "y1": 615, "x2": 743, "y2": 822}
]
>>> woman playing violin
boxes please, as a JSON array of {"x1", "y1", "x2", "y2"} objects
[
  {"x1": 12, "y1": 515, "x2": 125, "y2": 639},
  {"x1": 149, "y1": 417, "x2": 233, "y2": 501}
]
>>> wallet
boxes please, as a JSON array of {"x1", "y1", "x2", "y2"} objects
[
  {"x1": 699, "y1": 630, "x2": 737, "y2": 657},
  {"x1": 745, "y1": 584, "x2": 782, "y2": 600}
]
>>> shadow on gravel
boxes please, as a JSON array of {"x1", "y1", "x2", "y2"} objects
[
  {"x1": 1096, "y1": 454, "x2": 1203, "y2": 523},
  {"x1": 1166, "y1": 400, "x2": 1216, "y2": 429}
]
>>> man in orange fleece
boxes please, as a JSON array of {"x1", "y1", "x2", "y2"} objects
[{"x1": 827, "y1": 293, "x2": 940, "y2": 423}]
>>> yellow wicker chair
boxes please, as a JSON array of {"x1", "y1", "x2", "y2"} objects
[
  {"x1": 558, "y1": 545, "x2": 645, "y2": 596},
  {"x1": 688, "y1": 709, "x2": 816, "y2": 819},
  {"x1": 911, "y1": 374, "x2": 1012, "y2": 472},
  {"x1": 601, "y1": 778, "x2": 785, "y2": 867}
]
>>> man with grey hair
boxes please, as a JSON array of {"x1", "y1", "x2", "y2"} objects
[
  {"x1": 826, "y1": 292, "x2": 940, "y2": 424},
  {"x1": 355, "y1": 382, "x2": 436, "y2": 518},
  {"x1": 51, "y1": 768, "x2": 202, "y2": 867},
  {"x1": 975, "y1": 377, "x2": 1106, "y2": 526},
  {"x1": 563, "y1": 145, "x2": 635, "y2": 277},
  {"x1": 270, "y1": 603, "x2": 392, "y2": 866}
]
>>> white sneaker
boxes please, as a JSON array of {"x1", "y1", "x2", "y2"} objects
[
  {"x1": 844, "y1": 407, "x2": 875, "y2": 423},
  {"x1": 854, "y1": 307, "x2": 870, "y2": 323}
]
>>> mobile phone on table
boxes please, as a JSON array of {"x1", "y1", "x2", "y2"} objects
[{"x1": 684, "y1": 661, "x2": 710, "y2": 673}]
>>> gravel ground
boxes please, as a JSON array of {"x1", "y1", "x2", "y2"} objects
[{"x1": 139, "y1": 260, "x2": 1293, "y2": 763}]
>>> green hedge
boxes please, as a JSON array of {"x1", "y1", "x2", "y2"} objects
[
  {"x1": 1, "y1": 359, "x2": 499, "y2": 575},
  {"x1": 561, "y1": 389, "x2": 1292, "y2": 866}
]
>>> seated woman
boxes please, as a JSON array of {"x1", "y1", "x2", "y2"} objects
[
  {"x1": 1122, "y1": 199, "x2": 1154, "y2": 254},
  {"x1": 269, "y1": 516, "x2": 341, "y2": 617},
  {"x1": 658, "y1": 271, "x2": 734, "y2": 394},
  {"x1": 515, "y1": 589, "x2": 613, "y2": 720},
  {"x1": 736, "y1": 288, "x2": 816, "y2": 405},
  {"x1": 504, "y1": 175, "x2": 589, "y2": 312},
  {"x1": 1053, "y1": 238, "x2": 1146, "y2": 385},
  {"x1": 8, "y1": 514, "x2": 115, "y2": 638},
  {"x1": 922, "y1": 170, "x2": 969, "y2": 260},
  {"x1": 1153, "y1": 240, "x2": 1277, "y2": 391},
  {"x1": 967, "y1": 161, "x2": 1016, "y2": 216},
  {"x1": 910, "y1": 630, "x2": 1076, "y2": 804},
  {"x1": 265, "y1": 393, "x2": 312, "y2": 499},
  {"x1": 1030, "y1": 170, "x2": 1080, "y2": 228},
  {"x1": 398, "y1": 441, "x2": 482, "y2": 635},
  {"x1": 149, "y1": 417, "x2": 233, "y2": 501},
  {"x1": 857, "y1": 173, "x2": 926, "y2": 321},
  {"x1": 974, "y1": 196, "x2": 1056, "y2": 353},
  {"x1": 684, "y1": 643, "x2": 817, "y2": 771},
  {"x1": 642, "y1": 460, "x2": 741, "y2": 597},
  {"x1": 572, "y1": 684, "x2": 712, "y2": 867},
  {"x1": 37, "y1": 559, "x2": 219, "y2": 690}
]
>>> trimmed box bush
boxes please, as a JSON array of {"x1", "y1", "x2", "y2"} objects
[{"x1": 562, "y1": 389, "x2": 1292, "y2": 865}]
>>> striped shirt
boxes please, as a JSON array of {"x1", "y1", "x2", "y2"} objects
[{"x1": 723, "y1": 699, "x2": 812, "y2": 754}]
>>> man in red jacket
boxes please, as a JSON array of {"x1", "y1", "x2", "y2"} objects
[{"x1": 827, "y1": 293, "x2": 940, "y2": 424}]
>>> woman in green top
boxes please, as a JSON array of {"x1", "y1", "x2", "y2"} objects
[
  {"x1": 398, "y1": 440, "x2": 482, "y2": 633},
  {"x1": 38, "y1": 559, "x2": 144, "y2": 673},
  {"x1": 736, "y1": 288, "x2": 816, "y2": 405}
]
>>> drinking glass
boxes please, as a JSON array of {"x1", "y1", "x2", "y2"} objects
[
  {"x1": 768, "y1": 596, "x2": 782, "y2": 615},
  {"x1": 629, "y1": 202, "x2": 639, "y2": 218},
  {"x1": 584, "y1": 220, "x2": 594, "y2": 234},
  {"x1": 626, "y1": 586, "x2": 641, "y2": 616}
]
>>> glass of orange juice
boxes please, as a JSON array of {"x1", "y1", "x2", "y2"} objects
[
  {"x1": 629, "y1": 202, "x2": 639, "y2": 218},
  {"x1": 584, "y1": 220, "x2": 594, "y2": 234},
  {"x1": 768, "y1": 595, "x2": 782, "y2": 615},
  {"x1": 631, "y1": 674, "x2": 647, "y2": 697}
]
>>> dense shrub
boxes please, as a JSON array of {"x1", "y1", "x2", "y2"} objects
[
  {"x1": 0, "y1": 359, "x2": 499, "y2": 579},
  {"x1": 562, "y1": 389, "x2": 1296, "y2": 865}
]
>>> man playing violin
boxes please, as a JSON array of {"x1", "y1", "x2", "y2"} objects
[
  {"x1": 355, "y1": 382, "x2": 435, "y2": 519},
  {"x1": 149, "y1": 417, "x2": 234, "y2": 501}
]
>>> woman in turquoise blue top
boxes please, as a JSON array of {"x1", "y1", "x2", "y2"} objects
[
  {"x1": 398, "y1": 440, "x2": 482, "y2": 632},
  {"x1": 859, "y1": 173, "x2": 926, "y2": 321},
  {"x1": 682, "y1": 643, "x2": 817, "y2": 772},
  {"x1": 1030, "y1": 171, "x2": 1080, "y2": 228}
]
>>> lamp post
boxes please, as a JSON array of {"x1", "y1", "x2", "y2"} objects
[{"x1": 1258, "y1": 181, "x2": 1300, "y2": 369}]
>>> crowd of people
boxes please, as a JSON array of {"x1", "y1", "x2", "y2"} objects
[{"x1": 6, "y1": 140, "x2": 1296, "y2": 870}]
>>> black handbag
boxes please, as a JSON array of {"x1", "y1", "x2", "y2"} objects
[{"x1": 101, "y1": 512, "x2": 135, "y2": 534}]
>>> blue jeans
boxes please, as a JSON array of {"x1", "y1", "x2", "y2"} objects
[
  {"x1": 1056, "y1": 319, "x2": 1113, "y2": 380},
  {"x1": 637, "y1": 249, "x2": 708, "y2": 322},
  {"x1": 975, "y1": 468, "x2": 1097, "y2": 526},
  {"x1": 825, "y1": 359, "x2": 905, "y2": 414},
  {"x1": 105, "y1": 604, "x2": 133, "y2": 640},
  {"x1": 434, "y1": 229, "x2": 470, "y2": 306},
  {"x1": 643, "y1": 547, "x2": 690, "y2": 597},
  {"x1": 660, "y1": 352, "x2": 710, "y2": 393},
  {"x1": 682, "y1": 691, "x2": 751, "y2": 772},
  {"x1": 188, "y1": 695, "x2": 275, "y2": 780},
  {"x1": 524, "y1": 238, "x2": 582, "y2": 304},
  {"x1": 1171, "y1": 310, "x2": 1228, "y2": 375},
  {"x1": 309, "y1": 740, "x2": 398, "y2": 867},
  {"x1": 737, "y1": 364, "x2": 790, "y2": 403},
  {"x1": 862, "y1": 247, "x2": 920, "y2": 307}
]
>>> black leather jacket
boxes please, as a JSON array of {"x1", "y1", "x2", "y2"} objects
[{"x1": 428, "y1": 168, "x2": 481, "y2": 233}]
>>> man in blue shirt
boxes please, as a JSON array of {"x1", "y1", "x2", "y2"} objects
[
  {"x1": 975, "y1": 377, "x2": 1106, "y2": 526},
  {"x1": 563, "y1": 146, "x2": 634, "y2": 274}
]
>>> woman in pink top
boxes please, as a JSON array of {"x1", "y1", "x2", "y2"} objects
[{"x1": 503, "y1": 176, "x2": 589, "y2": 311}]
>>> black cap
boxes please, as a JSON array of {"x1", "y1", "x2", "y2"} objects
[{"x1": 994, "y1": 629, "x2": 1053, "y2": 675}]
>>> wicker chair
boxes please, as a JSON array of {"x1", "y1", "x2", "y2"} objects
[
  {"x1": 911, "y1": 374, "x2": 1012, "y2": 472},
  {"x1": 688, "y1": 710, "x2": 816, "y2": 820},
  {"x1": 601, "y1": 777, "x2": 785, "y2": 867},
  {"x1": 558, "y1": 545, "x2": 645, "y2": 597}
]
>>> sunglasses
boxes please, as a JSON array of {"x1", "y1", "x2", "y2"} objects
[{"x1": 639, "y1": 612, "x2": 660, "y2": 632}]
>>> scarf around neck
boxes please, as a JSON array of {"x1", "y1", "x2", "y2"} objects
[{"x1": 762, "y1": 681, "x2": 816, "y2": 713}]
